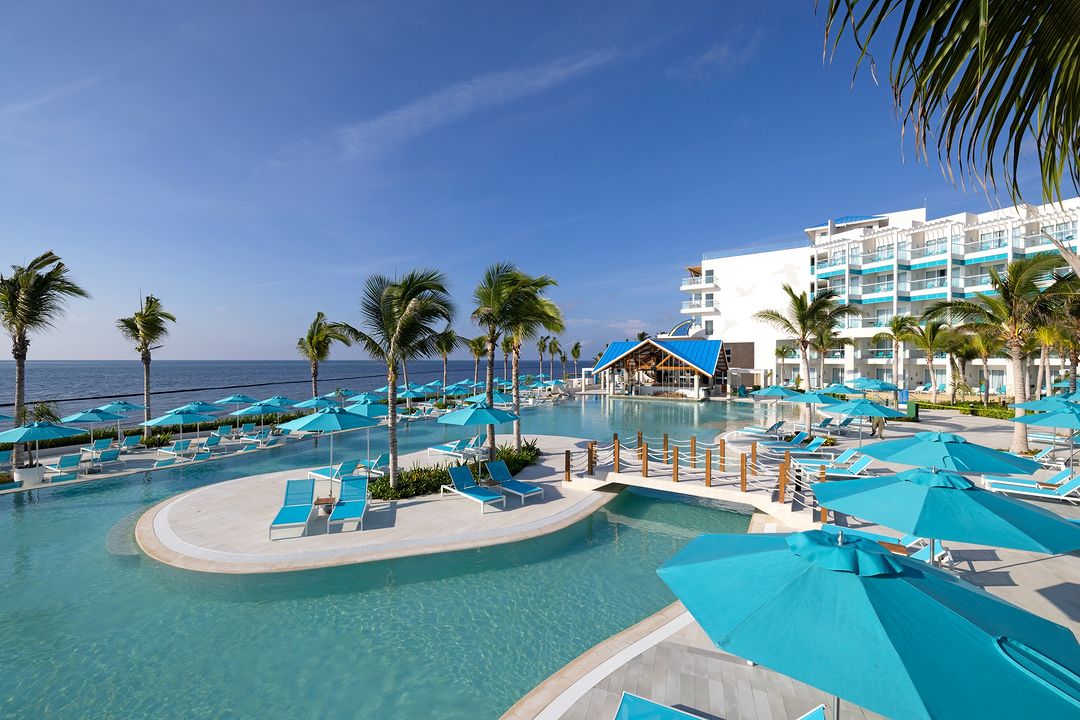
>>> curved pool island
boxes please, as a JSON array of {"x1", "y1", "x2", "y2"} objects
[{"x1": 137, "y1": 434, "x2": 615, "y2": 573}]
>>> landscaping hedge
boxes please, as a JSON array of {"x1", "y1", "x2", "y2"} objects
[{"x1": 368, "y1": 439, "x2": 542, "y2": 500}]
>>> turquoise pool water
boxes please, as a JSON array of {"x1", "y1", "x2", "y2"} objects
[{"x1": 0, "y1": 397, "x2": 765, "y2": 718}]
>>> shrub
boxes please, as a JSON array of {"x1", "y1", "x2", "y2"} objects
[{"x1": 917, "y1": 402, "x2": 1015, "y2": 420}]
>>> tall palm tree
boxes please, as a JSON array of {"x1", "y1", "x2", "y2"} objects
[
  {"x1": 945, "y1": 331, "x2": 979, "y2": 404},
  {"x1": 810, "y1": 322, "x2": 850, "y2": 389},
  {"x1": 774, "y1": 345, "x2": 794, "y2": 385},
  {"x1": 466, "y1": 336, "x2": 486, "y2": 384},
  {"x1": 754, "y1": 285, "x2": 860, "y2": 394},
  {"x1": 570, "y1": 341, "x2": 582, "y2": 377},
  {"x1": 0, "y1": 251, "x2": 90, "y2": 465},
  {"x1": 1032, "y1": 324, "x2": 1062, "y2": 400},
  {"x1": 340, "y1": 270, "x2": 453, "y2": 487},
  {"x1": 500, "y1": 335, "x2": 513, "y2": 380},
  {"x1": 967, "y1": 327, "x2": 1006, "y2": 405},
  {"x1": 295, "y1": 311, "x2": 352, "y2": 399},
  {"x1": 509, "y1": 293, "x2": 564, "y2": 449},
  {"x1": 536, "y1": 335, "x2": 549, "y2": 379},
  {"x1": 547, "y1": 338, "x2": 561, "y2": 379},
  {"x1": 872, "y1": 315, "x2": 920, "y2": 388},
  {"x1": 927, "y1": 255, "x2": 1072, "y2": 451},
  {"x1": 821, "y1": 0, "x2": 1080, "y2": 206},
  {"x1": 635, "y1": 331, "x2": 649, "y2": 342},
  {"x1": 117, "y1": 295, "x2": 176, "y2": 439},
  {"x1": 899, "y1": 320, "x2": 951, "y2": 404},
  {"x1": 435, "y1": 329, "x2": 460, "y2": 399}
]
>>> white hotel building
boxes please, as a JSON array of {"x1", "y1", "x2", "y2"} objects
[{"x1": 678, "y1": 197, "x2": 1080, "y2": 393}]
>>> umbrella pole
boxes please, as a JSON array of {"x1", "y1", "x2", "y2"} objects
[
  {"x1": 366, "y1": 428, "x2": 371, "y2": 479},
  {"x1": 329, "y1": 432, "x2": 335, "y2": 499},
  {"x1": 834, "y1": 695, "x2": 841, "y2": 720}
]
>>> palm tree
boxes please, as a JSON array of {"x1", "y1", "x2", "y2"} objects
[
  {"x1": 945, "y1": 331, "x2": 979, "y2": 404},
  {"x1": 509, "y1": 291, "x2": 564, "y2": 448},
  {"x1": 899, "y1": 320, "x2": 951, "y2": 404},
  {"x1": 821, "y1": 1, "x2": 1079, "y2": 207},
  {"x1": 754, "y1": 285, "x2": 860, "y2": 394},
  {"x1": 927, "y1": 255, "x2": 1071, "y2": 451},
  {"x1": 810, "y1": 322, "x2": 850, "y2": 389},
  {"x1": 466, "y1": 336, "x2": 486, "y2": 384},
  {"x1": 435, "y1": 329, "x2": 460, "y2": 399},
  {"x1": 500, "y1": 335, "x2": 513, "y2": 380},
  {"x1": 967, "y1": 327, "x2": 1006, "y2": 405},
  {"x1": 117, "y1": 295, "x2": 176, "y2": 439},
  {"x1": 1032, "y1": 324, "x2": 1062, "y2": 400},
  {"x1": 570, "y1": 341, "x2": 582, "y2": 376},
  {"x1": 295, "y1": 311, "x2": 352, "y2": 399},
  {"x1": 536, "y1": 335, "x2": 549, "y2": 379},
  {"x1": 559, "y1": 352, "x2": 568, "y2": 379},
  {"x1": 547, "y1": 338, "x2": 561, "y2": 378},
  {"x1": 774, "y1": 345, "x2": 794, "y2": 384},
  {"x1": 340, "y1": 270, "x2": 453, "y2": 487},
  {"x1": 635, "y1": 331, "x2": 649, "y2": 341},
  {"x1": 0, "y1": 252, "x2": 89, "y2": 465},
  {"x1": 872, "y1": 315, "x2": 920, "y2": 388}
]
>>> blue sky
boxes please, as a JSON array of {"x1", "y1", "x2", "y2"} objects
[{"x1": 0, "y1": 1, "x2": 1048, "y2": 361}]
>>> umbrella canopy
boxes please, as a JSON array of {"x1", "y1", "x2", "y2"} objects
[
  {"x1": 262, "y1": 395, "x2": 299, "y2": 408},
  {"x1": 437, "y1": 402, "x2": 518, "y2": 427},
  {"x1": 230, "y1": 402, "x2": 282, "y2": 417},
  {"x1": 465, "y1": 391, "x2": 513, "y2": 404},
  {"x1": 321, "y1": 388, "x2": 359, "y2": 399},
  {"x1": 535, "y1": 373, "x2": 549, "y2": 379},
  {"x1": 1011, "y1": 397, "x2": 1078, "y2": 411},
  {"x1": 782, "y1": 392, "x2": 843, "y2": 405},
  {"x1": 546, "y1": 379, "x2": 566, "y2": 386},
  {"x1": 96, "y1": 400, "x2": 146, "y2": 414},
  {"x1": 751, "y1": 385, "x2": 802, "y2": 398},
  {"x1": 293, "y1": 397, "x2": 340, "y2": 410},
  {"x1": 444, "y1": 386, "x2": 472, "y2": 397},
  {"x1": 820, "y1": 399, "x2": 905, "y2": 418},
  {"x1": 0, "y1": 413, "x2": 13, "y2": 422},
  {"x1": 142, "y1": 409, "x2": 215, "y2": 427},
  {"x1": 658, "y1": 530, "x2": 1080, "y2": 720},
  {"x1": 344, "y1": 402, "x2": 389, "y2": 418},
  {"x1": 859, "y1": 431, "x2": 1041, "y2": 474},
  {"x1": 215, "y1": 393, "x2": 258, "y2": 405},
  {"x1": 351, "y1": 392, "x2": 384, "y2": 403},
  {"x1": 0, "y1": 421, "x2": 84, "y2": 444},
  {"x1": 398, "y1": 389, "x2": 427, "y2": 399},
  {"x1": 1052, "y1": 379, "x2": 1073, "y2": 388},
  {"x1": 61, "y1": 408, "x2": 126, "y2": 424},
  {"x1": 818, "y1": 383, "x2": 865, "y2": 396},
  {"x1": 1011, "y1": 404, "x2": 1080, "y2": 430},
  {"x1": 424, "y1": 380, "x2": 443, "y2": 388},
  {"x1": 813, "y1": 467, "x2": 1080, "y2": 554},
  {"x1": 854, "y1": 378, "x2": 901, "y2": 392},
  {"x1": 172, "y1": 401, "x2": 223, "y2": 414},
  {"x1": 276, "y1": 406, "x2": 378, "y2": 434}
]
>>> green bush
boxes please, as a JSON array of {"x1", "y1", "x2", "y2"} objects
[{"x1": 916, "y1": 402, "x2": 1015, "y2": 420}]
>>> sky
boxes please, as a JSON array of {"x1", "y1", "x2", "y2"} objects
[{"x1": 0, "y1": 1, "x2": 1052, "y2": 362}]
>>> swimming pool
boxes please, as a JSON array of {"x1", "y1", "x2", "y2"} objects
[{"x1": 0, "y1": 397, "x2": 767, "y2": 718}]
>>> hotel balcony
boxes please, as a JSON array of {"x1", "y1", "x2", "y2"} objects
[
  {"x1": 680, "y1": 299, "x2": 719, "y2": 314},
  {"x1": 907, "y1": 276, "x2": 950, "y2": 296},
  {"x1": 856, "y1": 248, "x2": 896, "y2": 267},
  {"x1": 679, "y1": 275, "x2": 719, "y2": 291}
]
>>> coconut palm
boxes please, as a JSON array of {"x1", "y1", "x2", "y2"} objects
[
  {"x1": 570, "y1": 341, "x2": 582, "y2": 376},
  {"x1": 810, "y1": 322, "x2": 851, "y2": 389},
  {"x1": 435, "y1": 329, "x2": 460, "y2": 398},
  {"x1": 536, "y1": 335, "x2": 549, "y2": 379},
  {"x1": 500, "y1": 335, "x2": 513, "y2": 380},
  {"x1": 635, "y1": 331, "x2": 649, "y2": 341},
  {"x1": 547, "y1": 338, "x2": 561, "y2": 379},
  {"x1": 0, "y1": 251, "x2": 89, "y2": 462},
  {"x1": 339, "y1": 270, "x2": 453, "y2": 487},
  {"x1": 774, "y1": 345, "x2": 794, "y2": 384},
  {"x1": 295, "y1": 311, "x2": 352, "y2": 399},
  {"x1": 966, "y1": 327, "x2": 1006, "y2": 405},
  {"x1": 117, "y1": 295, "x2": 176, "y2": 439},
  {"x1": 899, "y1": 320, "x2": 951, "y2": 404},
  {"x1": 872, "y1": 315, "x2": 920, "y2": 388},
  {"x1": 509, "y1": 292, "x2": 564, "y2": 448},
  {"x1": 945, "y1": 331, "x2": 979, "y2": 404},
  {"x1": 926, "y1": 254, "x2": 1072, "y2": 451},
  {"x1": 1031, "y1": 324, "x2": 1063, "y2": 400},
  {"x1": 754, "y1": 285, "x2": 861, "y2": 394},
  {"x1": 466, "y1": 336, "x2": 486, "y2": 384}
]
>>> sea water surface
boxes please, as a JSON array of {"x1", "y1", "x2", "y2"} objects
[{"x1": 0, "y1": 397, "x2": 775, "y2": 718}]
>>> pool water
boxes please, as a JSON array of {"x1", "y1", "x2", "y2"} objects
[{"x1": 0, "y1": 397, "x2": 765, "y2": 718}]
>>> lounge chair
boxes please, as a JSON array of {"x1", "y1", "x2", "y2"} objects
[
  {"x1": 825, "y1": 417, "x2": 857, "y2": 436},
  {"x1": 793, "y1": 448, "x2": 858, "y2": 473},
  {"x1": 796, "y1": 705, "x2": 827, "y2": 720},
  {"x1": 441, "y1": 466, "x2": 504, "y2": 514},
  {"x1": 765, "y1": 437, "x2": 825, "y2": 458},
  {"x1": 0, "y1": 450, "x2": 10, "y2": 469},
  {"x1": 45, "y1": 454, "x2": 81, "y2": 476},
  {"x1": 95, "y1": 448, "x2": 126, "y2": 471},
  {"x1": 235, "y1": 422, "x2": 256, "y2": 438},
  {"x1": 118, "y1": 435, "x2": 144, "y2": 453},
  {"x1": 485, "y1": 460, "x2": 543, "y2": 505},
  {"x1": 262, "y1": 437, "x2": 281, "y2": 448},
  {"x1": 192, "y1": 451, "x2": 212, "y2": 461},
  {"x1": 160, "y1": 439, "x2": 193, "y2": 458},
  {"x1": 80, "y1": 437, "x2": 112, "y2": 459},
  {"x1": 612, "y1": 692, "x2": 701, "y2": 719},
  {"x1": 983, "y1": 468, "x2": 1071, "y2": 489},
  {"x1": 937, "y1": 383, "x2": 947, "y2": 393},
  {"x1": 986, "y1": 476, "x2": 1080, "y2": 503},
  {"x1": 198, "y1": 435, "x2": 223, "y2": 453},
  {"x1": 308, "y1": 460, "x2": 360, "y2": 483},
  {"x1": 49, "y1": 472, "x2": 77, "y2": 483},
  {"x1": 907, "y1": 538, "x2": 952, "y2": 566},
  {"x1": 821, "y1": 456, "x2": 874, "y2": 479},
  {"x1": 428, "y1": 437, "x2": 472, "y2": 458},
  {"x1": 736, "y1": 420, "x2": 784, "y2": 438},
  {"x1": 810, "y1": 417, "x2": 833, "y2": 433},
  {"x1": 152, "y1": 458, "x2": 176, "y2": 469},
  {"x1": 758, "y1": 431, "x2": 809, "y2": 449},
  {"x1": 269, "y1": 479, "x2": 315, "y2": 539},
  {"x1": 237, "y1": 442, "x2": 259, "y2": 453},
  {"x1": 212, "y1": 425, "x2": 233, "y2": 439},
  {"x1": 328, "y1": 477, "x2": 368, "y2": 532},
  {"x1": 242, "y1": 429, "x2": 271, "y2": 445},
  {"x1": 357, "y1": 453, "x2": 390, "y2": 476}
]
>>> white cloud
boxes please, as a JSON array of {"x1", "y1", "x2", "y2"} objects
[
  {"x1": 670, "y1": 31, "x2": 763, "y2": 82},
  {"x1": 0, "y1": 74, "x2": 103, "y2": 118}
]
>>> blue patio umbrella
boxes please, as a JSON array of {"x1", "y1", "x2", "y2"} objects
[
  {"x1": 752, "y1": 385, "x2": 802, "y2": 398},
  {"x1": 1053, "y1": 379, "x2": 1073, "y2": 388},
  {"x1": 374, "y1": 385, "x2": 390, "y2": 393},
  {"x1": 60, "y1": 408, "x2": 126, "y2": 445},
  {"x1": 172, "y1": 401, "x2": 223, "y2": 414},
  {"x1": 444, "y1": 386, "x2": 472, "y2": 397},
  {"x1": 322, "y1": 388, "x2": 359, "y2": 399},
  {"x1": 783, "y1": 391, "x2": 842, "y2": 432},
  {"x1": 351, "y1": 392, "x2": 384, "y2": 403},
  {"x1": 0, "y1": 412, "x2": 12, "y2": 423},
  {"x1": 276, "y1": 408, "x2": 378, "y2": 494},
  {"x1": 465, "y1": 391, "x2": 513, "y2": 404},
  {"x1": 821, "y1": 398, "x2": 905, "y2": 446},
  {"x1": 230, "y1": 401, "x2": 283, "y2": 431},
  {"x1": 398, "y1": 389, "x2": 427, "y2": 399},
  {"x1": 262, "y1": 395, "x2": 299, "y2": 408},
  {"x1": 1012, "y1": 402, "x2": 1080, "y2": 467},
  {"x1": 658, "y1": 530, "x2": 1080, "y2": 720},
  {"x1": 0, "y1": 421, "x2": 86, "y2": 465},
  {"x1": 344, "y1": 401, "x2": 389, "y2": 419},
  {"x1": 97, "y1": 400, "x2": 146, "y2": 414},
  {"x1": 535, "y1": 373, "x2": 549, "y2": 379},
  {"x1": 438, "y1": 402, "x2": 518, "y2": 462},
  {"x1": 813, "y1": 467, "x2": 1080, "y2": 555},
  {"x1": 818, "y1": 383, "x2": 865, "y2": 396},
  {"x1": 142, "y1": 409, "x2": 216, "y2": 441},
  {"x1": 860, "y1": 431, "x2": 1041, "y2": 474},
  {"x1": 1010, "y1": 396, "x2": 1077, "y2": 411},
  {"x1": 293, "y1": 397, "x2": 339, "y2": 410},
  {"x1": 216, "y1": 394, "x2": 259, "y2": 429}
]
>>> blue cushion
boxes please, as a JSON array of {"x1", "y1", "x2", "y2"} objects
[
  {"x1": 461, "y1": 486, "x2": 501, "y2": 503},
  {"x1": 272, "y1": 504, "x2": 312, "y2": 527},
  {"x1": 329, "y1": 500, "x2": 366, "y2": 522},
  {"x1": 503, "y1": 479, "x2": 542, "y2": 496}
]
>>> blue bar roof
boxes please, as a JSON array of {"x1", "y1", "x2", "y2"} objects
[{"x1": 592, "y1": 339, "x2": 724, "y2": 376}]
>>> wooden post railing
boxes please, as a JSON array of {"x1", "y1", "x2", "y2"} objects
[
  {"x1": 751, "y1": 442, "x2": 757, "y2": 475},
  {"x1": 613, "y1": 433, "x2": 620, "y2": 473},
  {"x1": 718, "y1": 439, "x2": 726, "y2": 472},
  {"x1": 705, "y1": 449, "x2": 712, "y2": 487},
  {"x1": 637, "y1": 430, "x2": 642, "y2": 449},
  {"x1": 587, "y1": 441, "x2": 596, "y2": 475},
  {"x1": 740, "y1": 453, "x2": 747, "y2": 491},
  {"x1": 663, "y1": 433, "x2": 669, "y2": 463},
  {"x1": 778, "y1": 461, "x2": 787, "y2": 503},
  {"x1": 672, "y1": 446, "x2": 679, "y2": 483},
  {"x1": 690, "y1": 436, "x2": 697, "y2": 468},
  {"x1": 642, "y1": 442, "x2": 649, "y2": 477},
  {"x1": 818, "y1": 465, "x2": 828, "y2": 522},
  {"x1": 564, "y1": 450, "x2": 571, "y2": 483}
]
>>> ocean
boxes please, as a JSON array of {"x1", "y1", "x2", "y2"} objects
[{"x1": 0, "y1": 358, "x2": 559, "y2": 418}]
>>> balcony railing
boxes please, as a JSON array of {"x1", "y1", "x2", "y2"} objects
[
  {"x1": 862, "y1": 248, "x2": 895, "y2": 263},
  {"x1": 681, "y1": 300, "x2": 719, "y2": 312},
  {"x1": 909, "y1": 277, "x2": 948, "y2": 291},
  {"x1": 1022, "y1": 228, "x2": 1077, "y2": 249},
  {"x1": 965, "y1": 236, "x2": 1009, "y2": 253},
  {"x1": 680, "y1": 276, "x2": 717, "y2": 288},
  {"x1": 858, "y1": 349, "x2": 894, "y2": 359},
  {"x1": 909, "y1": 243, "x2": 948, "y2": 260},
  {"x1": 816, "y1": 257, "x2": 847, "y2": 270},
  {"x1": 860, "y1": 281, "x2": 895, "y2": 294},
  {"x1": 964, "y1": 273, "x2": 994, "y2": 287}
]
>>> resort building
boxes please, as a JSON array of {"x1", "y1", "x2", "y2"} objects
[
  {"x1": 680, "y1": 197, "x2": 1080, "y2": 393},
  {"x1": 591, "y1": 338, "x2": 728, "y2": 399}
]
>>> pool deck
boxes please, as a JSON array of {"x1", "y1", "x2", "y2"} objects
[{"x1": 136, "y1": 434, "x2": 623, "y2": 574}]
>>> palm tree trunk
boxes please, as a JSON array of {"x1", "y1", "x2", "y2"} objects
[
  {"x1": 1070, "y1": 350, "x2": 1079, "y2": 393},
  {"x1": 142, "y1": 351, "x2": 152, "y2": 442},
  {"x1": 12, "y1": 339, "x2": 26, "y2": 466},
  {"x1": 1009, "y1": 342, "x2": 1029, "y2": 453},
  {"x1": 402, "y1": 361, "x2": 411, "y2": 410},
  {"x1": 1035, "y1": 347, "x2": 1047, "y2": 401},
  {"x1": 473, "y1": 357, "x2": 479, "y2": 384},
  {"x1": 538, "y1": 351, "x2": 543, "y2": 378},
  {"x1": 512, "y1": 346, "x2": 522, "y2": 450},
  {"x1": 893, "y1": 339, "x2": 901, "y2": 388},
  {"x1": 928, "y1": 355, "x2": 938, "y2": 403},
  {"x1": 982, "y1": 358, "x2": 991, "y2": 405},
  {"x1": 1043, "y1": 346, "x2": 1051, "y2": 398},
  {"x1": 486, "y1": 327, "x2": 497, "y2": 458},
  {"x1": 311, "y1": 360, "x2": 319, "y2": 399},
  {"x1": 387, "y1": 366, "x2": 399, "y2": 487},
  {"x1": 441, "y1": 354, "x2": 448, "y2": 402},
  {"x1": 798, "y1": 342, "x2": 811, "y2": 427},
  {"x1": 549, "y1": 353, "x2": 554, "y2": 379},
  {"x1": 503, "y1": 353, "x2": 508, "y2": 380}
]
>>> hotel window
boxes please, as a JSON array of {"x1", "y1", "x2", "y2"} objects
[
  {"x1": 704, "y1": 292, "x2": 714, "y2": 307},
  {"x1": 1042, "y1": 221, "x2": 1077, "y2": 244},
  {"x1": 704, "y1": 320, "x2": 714, "y2": 336},
  {"x1": 703, "y1": 269, "x2": 714, "y2": 284}
]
